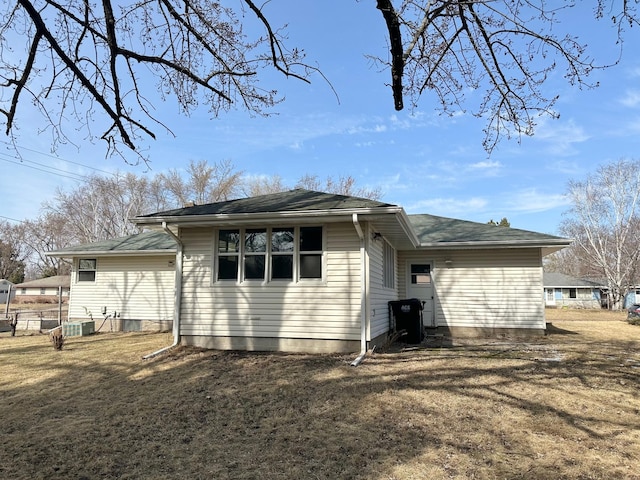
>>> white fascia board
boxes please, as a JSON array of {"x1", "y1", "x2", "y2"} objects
[
  {"x1": 46, "y1": 249, "x2": 176, "y2": 258},
  {"x1": 416, "y1": 239, "x2": 572, "y2": 250},
  {"x1": 133, "y1": 206, "x2": 405, "y2": 227}
]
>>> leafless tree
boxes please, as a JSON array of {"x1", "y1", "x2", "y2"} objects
[
  {"x1": 17, "y1": 212, "x2": 72, "y2": 278},
  {"x1": 1, "y1": 1, "x2": 637, "y2": 158},
  {"x1": 44, "y1": 172, "x2": 150, "y2": 243},
  {"x1": 161, "y1": 159, "x2": 244, "y2": 206},
  {"x1": 560, "y1": 159, "x2": 640, "y2": 309},
  {"x1": 295, "y1": 174, "x2": 383, "y2": 200},
  {"x1": 0, "y1": 220, "x2": 27, "y2": 283}
]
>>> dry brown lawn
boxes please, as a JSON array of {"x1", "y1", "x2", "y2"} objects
[{"x1": 1, "y1": 309, "x2": 639, "y2": 480}]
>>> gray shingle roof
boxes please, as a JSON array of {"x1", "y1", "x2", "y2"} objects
[
  {"x1": 408, "y1": 214, "x2": 568, "y2": 246},
  {"x1": 543, "y1": 272, "x2": 604, "y2": 288},
  {"x1": 47, "y1": 231, "x2": 176, "y2": 257},
  {"x1": 14, "y1": 275, "x2": 70, "y2": 288},
  {"x1": 137, "y1": 189, "x2": 395, "y2": 218}
]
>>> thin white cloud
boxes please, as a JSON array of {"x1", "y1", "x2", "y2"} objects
[
  {"x1": 404, "y1": 196, "x2": 489, "y2": 216},
  {"x1": 506, "y1": 188, "x2": 570, "y2": 214},
  {"x1": 619, "y1": 90, "x2": 640, "y2": 108},
  {"x1": 533, "y1": 118, "x2": 589, "y2": 156}
]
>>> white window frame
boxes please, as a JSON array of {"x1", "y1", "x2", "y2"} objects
[
  {"x1": 77, "y1": 258, "x2": 97, "y2": 282},
  {"x1": 214, "y1": 226, "x2": 325, "y2": 284}
]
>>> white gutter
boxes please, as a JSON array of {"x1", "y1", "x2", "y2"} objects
[
  {"x1": 350, "y1": 213, "x2": 368, "y2": 367},
  {"x1": 143, "y1": 222, "x2": 184, "y2": 359}
]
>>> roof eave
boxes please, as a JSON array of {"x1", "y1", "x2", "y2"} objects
[
  {"x1": 417, "y1": 240, "x2": 572, "y2": 250},
  {"x1": 46, "y1": 249, "x2": 176, "y2": 258},
  {"x1": 134, "y1": 206, "x2": 405, "y2": 226}
]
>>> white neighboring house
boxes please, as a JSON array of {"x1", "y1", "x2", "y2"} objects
[
  {"x1": 13, "y1": 275, "x2": 70, "y2": 303},
  {"x1": 47, "y1": 231, "x2": 177, "y2": 332},
  {"x1": 0, "y1": 279, "x2": 15, "y2": 305}
]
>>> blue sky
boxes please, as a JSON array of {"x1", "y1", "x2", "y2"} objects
[{"x1": 2, "y1": 2, "x2": 640, "y2": 236}]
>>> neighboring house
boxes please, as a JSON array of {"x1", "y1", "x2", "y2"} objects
[
  {"x1": 0, "y1": 279, "x2": 15, "y2": 305},
  {"x1": 13, "y1": 275, "x2": 71, "y2": 303},
  {"x1": 543, "y1": 272, "x2": 604, "y2": 309},
  {"x1": 47, "y1": 231, "x2": 177, "y2": 332}
]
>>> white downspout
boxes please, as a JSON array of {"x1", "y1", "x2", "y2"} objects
[
  {"x1": 143, "y1": 222, "x2": 184, "y2": 359},
  {"x1": 351, "y1": 213, "x2": 368, "y2": 366}
]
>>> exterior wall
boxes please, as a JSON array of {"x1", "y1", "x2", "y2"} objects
[
  {"x1": 367, "y1": 227, "x2": 397, "y2": 343},
  {"x1": 68, "y1": 255, "x2": 175, "y2": 332},
  {"x1": 545, "y1": 287, "x2": 601, "y2": 309},
  {"x1": 178, "y1": 222, "x2": 363, "y2": 352},
  {"x1": 14, "y1": 287, "x2": 69, "y2": 304},
  {"x1": 398, "y1": 248, "x2": 545, "y2": 335}
]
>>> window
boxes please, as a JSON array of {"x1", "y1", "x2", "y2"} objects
[
  {"x1": 78, "y1": 259, "x2": 97, "y2": 282},
  {"x1": 215, "y1": 226, "x2": 323, "y2": 283},
  {"x1": 271, "y1": 228, "x2": 294, "y2": 280},
  {"x1": 217, "y1": 230, "x2": 240, "y2": 280},
  {"x1": 383, "y1": 240, "x2": 395, "y2": 289},
  {"x1": 569, "y1": 288, "x2": 577, "y2": 299},
  {"x1": 299, "y1": 226, "x2": 323, "y2": 279},
  {"x1": 411, "y1": 264, "x2": 431, "y2": 285},
  {"x1": 40, "y1": 288, "x2": 46, "y2": 295},
  {"x1": 244, "y1": 229, "x2": 266, "y2": 280},
  {"x1": 21, "y1": 288, "x2": 26, "y2": 294}
]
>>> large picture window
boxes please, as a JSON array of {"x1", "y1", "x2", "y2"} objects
[
  {"x1": 299, "y1": 226, "x2": 323, "y2": 279},
  {"x1": 271, "y1": 228, "x2": 294, "y2": 280},
  {"x1": 244, "y1": 229, "x2": 266, "y2": 280},
  {"x1": 78, "y1": 259, "x2": 97, "y2": 282},
  {"x1": 215, "y1": 226, "x2": 323, "y2": 283},
  {"x1": 217, "y1": 229, "x2": 240, "y2": 280}
]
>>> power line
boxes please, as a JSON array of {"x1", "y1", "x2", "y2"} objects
[
  {"x1": 0, "y1": 140, "x2": 115, "y2": 176},
  {"x1": 0, "y1": 155, "x2": 88, "y2": 182},
  {"x1": 0, "y1": 215, "x2": 23, "y2": 223}
]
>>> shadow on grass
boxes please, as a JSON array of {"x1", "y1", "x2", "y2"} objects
[
  {"x1": 0, "y1": 333, "x2": 638, "y2": 480},
  {"x1": 545, "y1": 322, "x2": 580, "y2": 335}
]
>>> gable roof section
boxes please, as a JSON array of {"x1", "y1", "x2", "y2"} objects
[
  {"x1": 138, "y1": 189, "x2": 395, "y2": 219},
  {"x1": 46, "y1": 231, "x2": 177, "y2": 257},
  {"x1": 14, "y1": 275, "x2": 70, "y2": 288},
  {"x1": 408, "y1": 214, "x2": 570, "y2": 250}
]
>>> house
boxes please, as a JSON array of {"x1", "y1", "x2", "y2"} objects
[
  {"x1": 118, "y1": 189, "x2": 568, "y2": 355},
  {"x1": 13, "y1": 275, "x2": 71, "y2": 304},
  {"x1": 46, "y1": 231, "x2": 177, "y2": 332},
  {"x1": 48, "y1": 189, "x2": 571, "y2": 353},
  {"x1": 0, "y1": 279, "x2": 15, "y2": 305},
  {"x1": 543, "y1": 272, "x2": 604, "y2": 309}
]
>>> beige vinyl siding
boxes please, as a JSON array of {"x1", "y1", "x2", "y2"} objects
[
  {"x1": 179, "y1": 223, "x2": 363, "y2": 340},
  {"x1": 398, "y1": 248, "x2": 544, "y2": 330},
  {"x1": 368, "y1": 228, "x2": 397, "y2": 340},
  {"x1": 68, "y1": 256, "x2": 175, "y2": 322}
]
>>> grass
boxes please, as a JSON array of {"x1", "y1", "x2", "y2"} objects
[{"x1": 1, "y1": 309, "x2": 639, "y2": 480}]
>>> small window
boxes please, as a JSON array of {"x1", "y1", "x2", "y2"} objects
[
  {"x1": 21, "y1": 288, "x2": 26, "y2": 294},
  {"x1": 411, "y1": 264, "x2": 431, "y2": 285},
  {"x1": 217, "y1": 230, "x2": 240, "y2": 280},
  {"x1": 383, "y1": 240, "x2": 395, "y2": 289},
  {"x1": 299, "y1": 226, "x2": 323, "y2": 279},
  {"x1": 569, "y1": 288, "x2": 577, "y2": 299},
  {"x1": 40, "y1": 288, "x2": 46, "y2": 295},
  {"x1": 78, "y1": 259, "x2": 97, "y2": 282}
]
